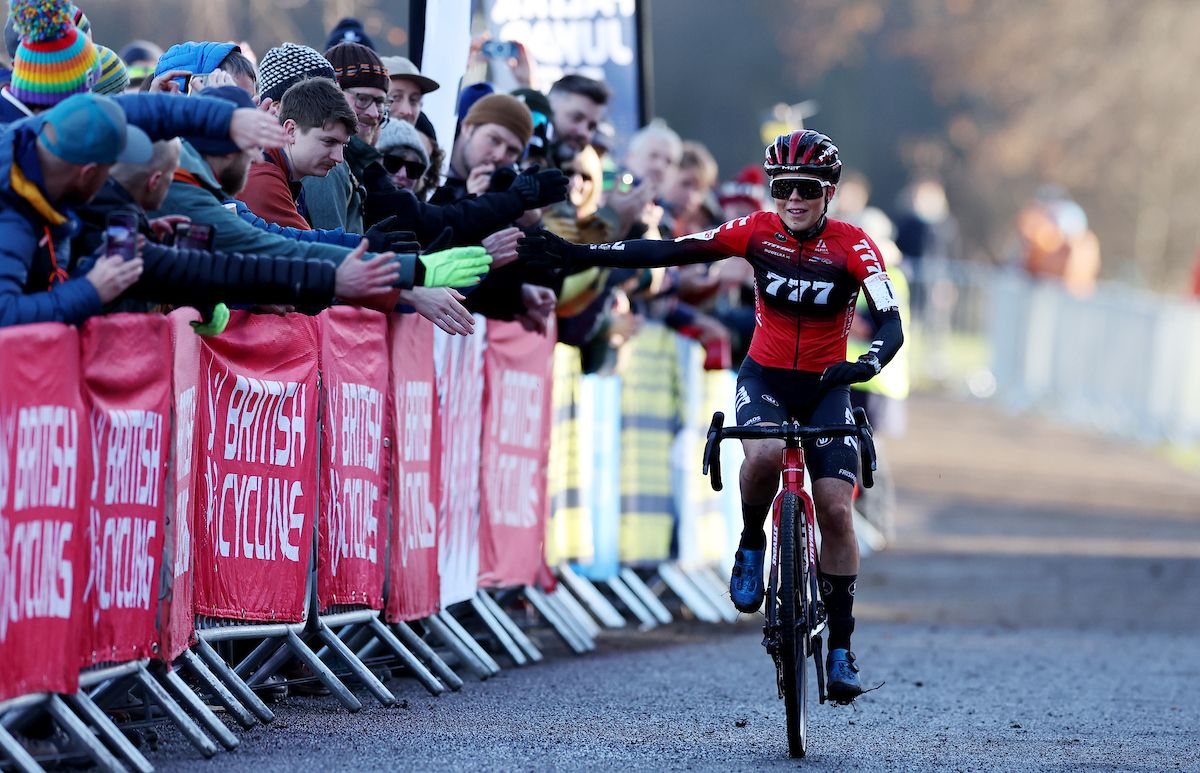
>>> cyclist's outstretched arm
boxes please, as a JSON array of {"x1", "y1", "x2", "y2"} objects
[
  {"x1": 518, "y1": 229, "x2": 728, "y2": 270},
  {"x1": 518, "y1": 216, "x2": 756, "y2": 271}
]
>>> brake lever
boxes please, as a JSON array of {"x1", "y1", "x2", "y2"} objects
[
  {"x1": 852, "y1": 407, "x2": 877, "y2": 489},
  {"x1": 703, "y1": 411, "x2": 724, "y2": 491}
]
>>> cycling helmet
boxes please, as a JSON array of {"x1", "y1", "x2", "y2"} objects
[{"x1": 764, "y1": 130, "x2": 842, "y2": 184}]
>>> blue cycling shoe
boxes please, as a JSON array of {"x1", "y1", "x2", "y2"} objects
[
  {"x1": 826, "y1": 648, "x2": 863, "y2": 703},
  {"x1": 729, "y1": 549, "x2": 766, "y2": 613}
]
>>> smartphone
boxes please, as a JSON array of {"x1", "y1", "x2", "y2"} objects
[
  {"x1": 105, "y1": 211, "x2": 139, "y2": 261},
  {"x1": 174, "y1": 222, "x2": 214, "y2": 250},
  {"x1": 186, "y1": 73, "x2": 207, "y2": 94},
  {"x1": 481, "y1": 40, "x2": 519, "y2": 59}
]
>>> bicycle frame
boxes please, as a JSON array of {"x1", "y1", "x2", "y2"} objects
[{"x1": 702, "y1": 409, "x2": 877, "y2": 725}]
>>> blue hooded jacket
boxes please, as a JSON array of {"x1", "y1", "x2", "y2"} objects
[
  {"x1": 154, "y1": 41, "x2": 239, "y2": 90},
  {"x1": 0, "y1": 121, "x2": 99, "y2": 327}
]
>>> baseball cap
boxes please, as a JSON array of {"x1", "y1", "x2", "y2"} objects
[
  {"x1": 36, "y1": 93, "x2": 152, "y2": 166},
  {"x1": 379, "y1": 56, "x2": 439, "y2": 93}
]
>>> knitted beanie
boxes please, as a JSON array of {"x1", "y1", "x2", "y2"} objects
[
  {"x1": 3, "y1": 0, "x2": 86, "y2": 58},
  {"x1": 257, "y1": 42, "x2": 335, "y2": 104},
  {"x1": 376, "y1": 118, "x2": 429, "y2": 169},
  {"x1": 463, "y1": 93, "x2": 533, "y2": 147},
  {"x1": 92, "y1": 45, "x2": 128, "y2": 95},
  {"x1": 323, "y1": 42, "x2": 387, "y2": 92},
  {"x1": 8, "y1": 0, "x2": 97, "y2": 107}
]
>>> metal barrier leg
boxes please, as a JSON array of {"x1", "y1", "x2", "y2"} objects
[
  {"x1": 178, "y1": 650, "x2": 256, "y2": 729},
  {"x1": 522, "y1": 586, "x2": 589, "y2": 654},
  {"x1": 284, "y1": 630, "x2": 362, "y2": 713},
  {"x1": 620, "y1": 567, "x2": 674, "y2": 624},
  {"x1": 556, "y1": 565, "x2": 626, "y2": 628},
  {"x1": 658, "y1": 563, "x2": 723, "y2": 622},
  {"x1": 478, "y1": 591, "x2": 543, "y2": 663},
  {"x1": 133, "y1": 667, "x2": 218, "y2": 758},
  {"x1": 425, "y1": 614, "x2": 490, "y2": 681},
  {"x1": 469, "y1": 594, "x2": 527, "y2": 666},
  {"x1": 602, "y1": 575, "x2": 659, "y2": 628},
  {"x1": 194, "y1": 640, "x2": 275, "y2": 724},
  {"x1": 547, "y1": 589, "x2": 596, "y2": 651},
  {"x1": 314, "y1": 624, "x2": 396, "y2": 707},
  {"x1": 241, "y1": 641, "x2": 294, "y2": 688},
  {"x1": 365, "y1": 617, "x2": 446, "y2": 696},
  {"x1": 550, "y1": 584, "x2": 603, "y2": 638},
  {"x1": 157, "y1": 667, "x2": 240, "y2": 751},
  {"x1": 391, "y1": 621, "x2": 465, "y2": 690},
  {"x1": 46, "y1": 695, "x2": 128, "y2": 772},
  {"x1": 437, "y1": 611, "x2": 502, "y2": 675},
  {"x1": 234, "y1": 637, "x2": 288, "y2": 681},
  {"x1": 63, "y1": 692, "x2": 154, "y2": 773},
  {"x1": 693, "y1": 566, "x2": 740, "y2": 622},
  {"x1": 0, "y1": 721, "x2": 44, "y2": 773}
]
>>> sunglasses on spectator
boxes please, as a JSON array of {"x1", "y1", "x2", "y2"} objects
[
  {"x1": 770, "y1": 178, "x2": 831, "y2": 200},
  {"x1": 383, "y1": 155, "x2": 428, "y2": 178}
]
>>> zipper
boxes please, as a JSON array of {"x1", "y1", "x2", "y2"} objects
[{"x1": 792, "y1": 234, "x2": 806, "y2": 369}]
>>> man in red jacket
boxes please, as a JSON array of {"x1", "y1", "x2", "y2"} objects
[{"x1": 240, "y1": 77, "x2": 356, "y2": 230}]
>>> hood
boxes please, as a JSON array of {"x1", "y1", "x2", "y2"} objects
[
  {"x1": 154, "y1": 41, "x2": 238, "y2": 89},
  {"x1": 176, "y1": 138, "x2": 225, "y2": 195}
]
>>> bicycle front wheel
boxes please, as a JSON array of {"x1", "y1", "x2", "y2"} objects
[{"x1": 777, "y1": 491, "x2": 809, "y2": 758}]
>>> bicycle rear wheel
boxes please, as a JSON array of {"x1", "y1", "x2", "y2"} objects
[{"x1": 777, "y1": 491, "x2": 809, "y2": 758}]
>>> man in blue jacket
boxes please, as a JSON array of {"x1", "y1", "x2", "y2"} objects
[{"x1": 0, "y1": 93, "x2": 152, "y2": 326}]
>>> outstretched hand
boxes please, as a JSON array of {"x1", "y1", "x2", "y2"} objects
[{"x1": 516, "y1": 228, "x2": 574, "y2": 268}]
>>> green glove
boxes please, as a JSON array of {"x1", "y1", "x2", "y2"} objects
[
  {"x1": 418, "y1": 246, "x2": 492, "y2": 288},
  {"x1": 190, "y1": 303, "x2": 230, "y2": 336}
]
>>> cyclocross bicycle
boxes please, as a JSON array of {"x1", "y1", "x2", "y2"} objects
[{"x1": 702, "y1": 407, "x2": 877, "y2": 758}]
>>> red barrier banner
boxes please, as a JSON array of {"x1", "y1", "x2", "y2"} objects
[
  {"x1": 162, "y1": 309, "x2": 202, "y2": 661},
  {"x1": 384, "y1": 315, "x2": 440, "y2": 622},
  {"x1": 195, "y1": 312, "x2": 319, "y2": 622},
  {"x1": 478, "y1": 320, "x2": 555, "y2": 588},
  {"x1": 79, "y1": 315, "x2": 171, "y2": 666},
  {"x1": 0, "y1": 324, "x2": 89, "y2": 701},
  {"x1": 317, "y1": 309, "x2": 388, "y2": 611},
  {"x1": 435, "y1": 322, "x2": 486, "y2": 607}
]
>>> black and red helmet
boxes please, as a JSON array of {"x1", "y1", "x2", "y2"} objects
[{"x1": 764, "y1": 130, "x2": 842, "y2": 184}]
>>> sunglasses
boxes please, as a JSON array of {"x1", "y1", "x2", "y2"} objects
[
  {"x1": 383, "y1": 155, "x2": 428, "y2": 179},
  {"x1": 770, "y1": 178, "x2": 831, "y2": 201}
]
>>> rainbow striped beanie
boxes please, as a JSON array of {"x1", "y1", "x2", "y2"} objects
[{"x1": 9, "y1": 0, "x2": 98, "y2": 108}]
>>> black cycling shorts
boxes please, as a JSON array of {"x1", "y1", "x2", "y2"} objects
[{"x1": 734, "y1": 356, "x2": 859, "y2": 485}]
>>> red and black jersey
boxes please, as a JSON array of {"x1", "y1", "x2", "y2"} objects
[
  {"x1": 675, "y1": 212, "x2": 893, "y2": 370},
  {"x1": 571, "y1": 211, "x2": 901, "y2": 373}
]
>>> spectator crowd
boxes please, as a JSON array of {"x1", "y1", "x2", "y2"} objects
[{"x1": 0, "y1": 0, "x2": 784, "y2": 372}]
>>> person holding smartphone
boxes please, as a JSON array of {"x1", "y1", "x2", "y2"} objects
[
  {"x1": 72, "y1": 137, "x2": 451, "y2": 319},
  {"x1": 0, "y1": 93, "x2": 151, "y2": 327}
]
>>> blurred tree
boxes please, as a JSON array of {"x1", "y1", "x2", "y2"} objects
[{"x1": 776, "y1": 0, "x2": 1200, "y2": 289}]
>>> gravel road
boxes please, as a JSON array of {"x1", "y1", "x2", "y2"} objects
[{"x1": 148, "y1": 395, "x2": 1200, "y2": 771}]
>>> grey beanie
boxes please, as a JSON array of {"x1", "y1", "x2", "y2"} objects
[
  {"x1": 376, "y1": 118, "x2": 430, "y2": 169},
  {"x1": 257, "y1": 43, "x2": 336, "y2": 104}
]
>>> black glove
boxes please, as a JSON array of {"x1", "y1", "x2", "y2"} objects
[
  {"x1": 509, "y1": 164, "x2": 569, "y2": 209},
  {"x1": 516, "y1": 227, "x2": 577, "y2": 269},
  {"x1": 820, "y1": 355, "x2": 881, "y2": 388},
  {"x1": 364, "y1": 215, "x2": 418, "y2": 253}
]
